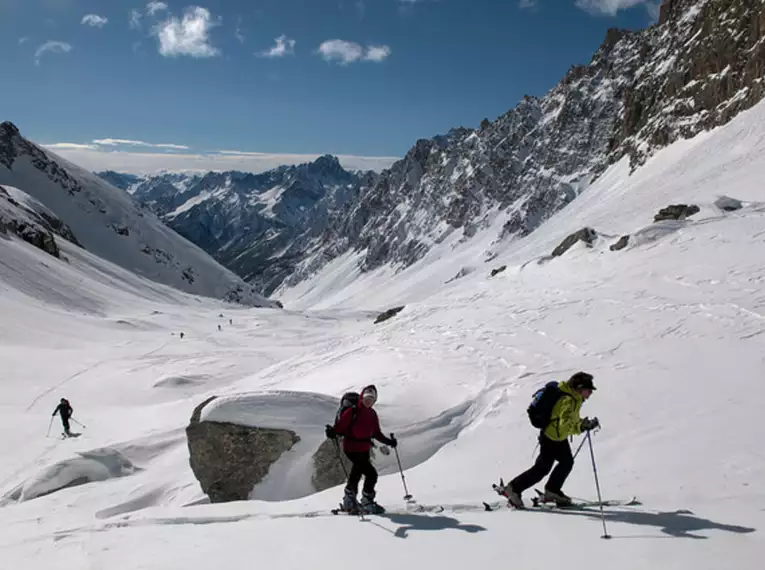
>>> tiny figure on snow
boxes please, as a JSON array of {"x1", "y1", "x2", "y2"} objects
[
  {"x1": 229, "y1": 319, "x2": 232, "y2": 325},
  {"x1": 325, "y1": 385, "x2": 397, "y2": 514},
  {"x1": 52, "y1": 397, "x2": 74, "y2": 436},
  {"x1": 501, "y1": 372, "x2": 599, "y2": 508},
  {"x1": 217, "y1": 324, "x2": 222, "y2": 331},
  {"x1": 180, "y1": 332, "x2": 185, "y2": 339}
]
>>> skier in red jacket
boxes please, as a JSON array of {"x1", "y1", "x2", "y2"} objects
[{"x1": 326, "y1": 384, "x2": 397, "y2": 513}]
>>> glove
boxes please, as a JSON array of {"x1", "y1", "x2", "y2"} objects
[
  {"x1": 580, "y1": 417, "x2": 600, "y2": 431},
  {"x1": 387, "y1": 433, "x2": 398, "y2": 448},
  {"x1": 325, "y1": 425, "x2": 336, "y2": 439}
]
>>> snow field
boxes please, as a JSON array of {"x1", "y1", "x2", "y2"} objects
[{"x1": 2, "y1": 98, "x2": 765, "y2": 568}]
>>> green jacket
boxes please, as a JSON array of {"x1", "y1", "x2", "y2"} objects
[{"x1": 543, "y1": 381, "x2": 584, "y2": 441}]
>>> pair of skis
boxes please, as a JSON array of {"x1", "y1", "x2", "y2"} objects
[
  {"x1": 331, "y1": 494, "x2": 445, "y2": 516},
  {"x1": 488, "y1": 480, "x2": 639, "y2": 511},
  {"x1": 330, "y1": 473, "x2": 638, "y2": 516}
]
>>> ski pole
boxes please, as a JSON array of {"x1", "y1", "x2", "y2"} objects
[
  {"x1": 71, "y1": 417, "x2": 86, "y2": 428},
  {"x1": 46, "y1": 416, "x2": 53, "y2": 438},
  {"x1": 332, "y1": 437, "x2": 349, "y2": 479},
  {"x1": 572, "y1": 435, "x2": 587, "y2": 460},
  {"x1": 587, "y1": 430, "x2": 611, "y2": 539},
  {"x1": 391, "y1": 434, "x2": 413, "y2": 501}
]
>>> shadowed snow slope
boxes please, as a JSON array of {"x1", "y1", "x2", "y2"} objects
[{"x1": 1, "y1": 103, "x2": 765, "y2": 568}]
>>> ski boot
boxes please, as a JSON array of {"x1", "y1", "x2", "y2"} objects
[
  {"x1": 543, "y1": 488, "x2": 573, "y2": 507},
  {"x1": 341, "y1": 487, "x2": 360, "y2": 514},
  {"x1": 495, "y1": 478, "x2": 524, "y2": 508},
  {"x1": 359, "y1": 491, "x2": 385, "y2": 514}
]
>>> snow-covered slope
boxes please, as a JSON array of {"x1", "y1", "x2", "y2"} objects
[
  {"x1": 1, "y1": 85, "x2": 764, "y2": 568},
  {"x1": 0, "y1": 122, "x2": 278, "y2": 307}
]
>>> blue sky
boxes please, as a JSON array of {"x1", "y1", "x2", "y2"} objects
[{"x1": 1, "y1": 0, "x2": 659, "y2": 173}]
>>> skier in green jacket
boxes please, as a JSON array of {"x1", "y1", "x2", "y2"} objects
[{"x1": 504, "y1": 372, "x2": 599, "y2": 508}]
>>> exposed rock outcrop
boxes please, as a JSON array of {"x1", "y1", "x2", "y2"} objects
[
  {"x1": 654, "y1": 204, "x2": 700, "y2": 222},
  {"x1": 375, "y1": 306, "x2": 405, "y2": 324},
  {"x1": 0, "y1": 184, "x2": 82, "y2": 258},
  {"x1": 552, "y1": 228, "x2": 598, "y2": 257},
  {"x1": 186, "y1": 396, "x2": 300, "y2": 503},
  {"x1": 610, "y1": 235, "x2": 631, "y2": 251}
]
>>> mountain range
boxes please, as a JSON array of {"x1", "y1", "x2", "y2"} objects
[{"x1": 97, "y1": 0, "x2": 765, "y2": 297}]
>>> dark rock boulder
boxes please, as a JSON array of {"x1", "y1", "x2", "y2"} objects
[
  {"x1": 653, "y1": 204, "x2": 700, "y2": 222},
  {"x1": 610, "y1": 235, "x2": 630, "y2": 251},
  {"x1": 312, "y1": 439, "x2": 353, "y2": 492},
  {"x1": 375, "y1": 306, "x2": 405, "y2": 324},
  {"x1": 311, "y1": 438, "x2": 377, "y2": 492},
  {"x1": 186, "y1": 396, "x2": 300, "y2": 503},
  {"x1": 551, "y1": 227, "x2": 598, "y2": 257},
  {"x1": 490, "y1": 265, "x2": 507, "y2": 277}
]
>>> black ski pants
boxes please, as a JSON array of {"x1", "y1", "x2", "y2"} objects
[
  {"x1": 510, "y1": 435, "x2": 573, "y2": 494},
  {"x1": 344, "y1": 450, "x2": 378, "y2": 496},
  {"x1": 61, "y1": 415, "x2": 71, "y2": 434}
]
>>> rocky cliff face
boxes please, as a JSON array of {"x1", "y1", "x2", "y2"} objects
[
  {"x1": 273, "y1": 0, "x2": 765, "y2": 291},
  {"x1": 0, "y1": 184, "x2": 80, "y2": 258}
]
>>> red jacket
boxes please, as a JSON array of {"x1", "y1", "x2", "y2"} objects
[{"x1": 334, "y1": 402, "x2": 391, "y2": 453}]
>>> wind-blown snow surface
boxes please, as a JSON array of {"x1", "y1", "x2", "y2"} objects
[{"x1": 2, "y1": 103, "x2": 765, "y2": 567}]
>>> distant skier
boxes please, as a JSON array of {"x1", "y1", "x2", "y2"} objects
[
  {"x1": 52, "y1": 398, "x2": 74, "y2": 436},
  {"x1": 217, "y1": 324, "x2": 222, "y2": 332},
  {"x1": 325, "y1": 385, "x2": 397, "y2": 514},
  {"x1": 502, "y1": 372, "x2": 599, "y2": 508},
  {"x1": 229, "y1": 319, "x2": 232, "y2": 325},
  {"x1": 180, "y1": 332, "x2": 185, "y2": 339}
]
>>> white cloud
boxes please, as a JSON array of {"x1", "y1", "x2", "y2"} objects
[
  {"x1": 574, "y1": 0, "x2": 651, "y2": 16},
  {"x1": 41, "y1": 146, "x2": 399, "y2": 175},
  {"x1": 258, "y1": 35, "x2": 296, "y2": 58},
  {"x1": 44, "y1": 142, "x2": 97, "y2": 150},
  {"x1": 92, "y1": 138, "x2": 190, "y2": 150},
  {"x1": 519, "y1": 0, "x2": 538, "y2": 9},
  {"x1": 146, "y1": 2, "x2": 168, "y2": 16},
  {"x1": 81, "y1": 14, "x2": 108, "y2": 28},
  {"x1": 317, "y1": 39, "x2": 392, "y2": 65},
  {"x1": 129, "y1": 9, "x2": 142, "y2": 30},
  {"x1": 235, "y1": 16, "x2": 245, "y2": 43},
  {"x1": 365, "y1": 45, "x2": 391, "y2": 62},
  {"x1": 34, "y1": 41, "x2": 72, "y2": 65},
  {"x1": 154, "y1": 6, "x2": 220, "y2": 58}
]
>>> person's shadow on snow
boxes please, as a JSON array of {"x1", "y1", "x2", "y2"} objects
[
  {"x1": 376, "y1": 512, "x2": 486, "y2": 539},
  {"x1": 535, "y1": 507, "x2": 756, "y2": 539}
]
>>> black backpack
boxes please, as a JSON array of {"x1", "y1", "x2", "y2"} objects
[
  {"x1": 335, "y1": 392, "x2": 360, "y2": 435},
  {"x1": 527, "y1": 382, "x2": 567, "y2": 429}
]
